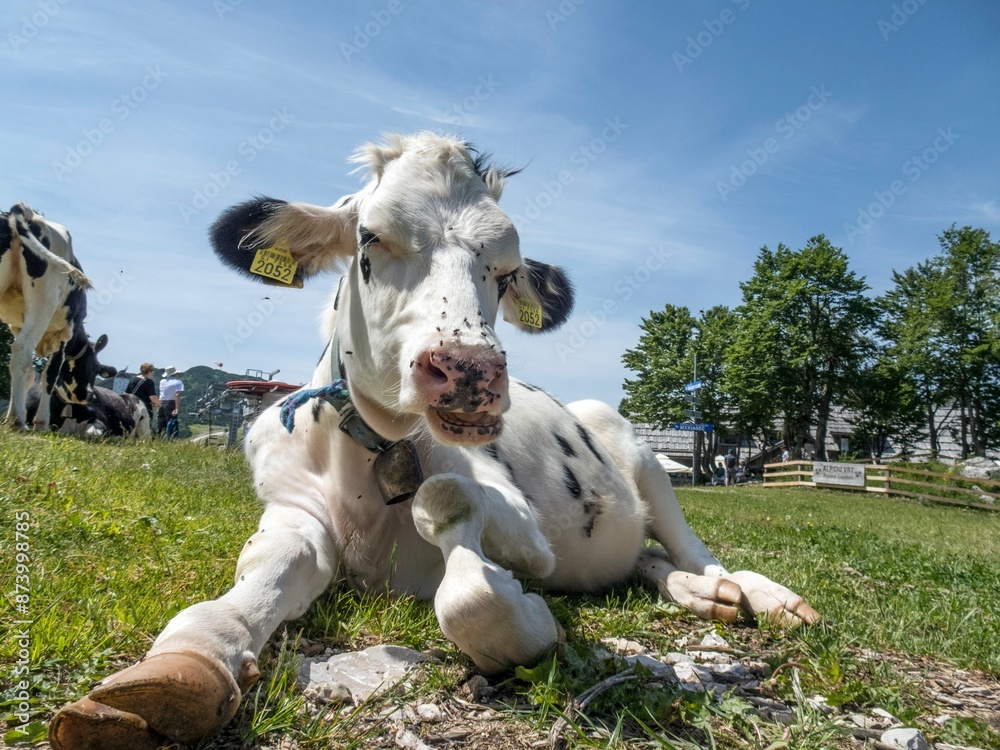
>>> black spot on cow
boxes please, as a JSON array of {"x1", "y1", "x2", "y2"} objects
[
  {"x1": 360, "y1": 253, "x2": 371, "y2": 284},
  {"x1": 22, "y1": 244, "x2": 48, "y2": 279},
  {"x1": 484, "y1": 442, "x2": 501, "y2": 462},
  {"x1": 582, "y1": 515, "x2": 597, "y2": 538},
  {"x1": 576, "y1": 423, "x2": 606, "y2": 465},
  {"x1": 333, "y1": 278, "x2": 343, "y2": 310},
  {"x1": 553, "y1": 432, "x2": 576, "y2": 457},
  {"x1": 562, "y1": 464, "x2": 581, "y2": 499},
  {"x1": 439, "y1": 358, "x2": 500, "y2": 412},
  {"x1": 0, "y1": 213, "x2": 11, "y2": 262},
  {"x1": 64, "y1": 284, "x2": 87, "y2": 328},
  {"x1": 86, "y1": 387, "x2": 140, "y2": 437},
  {"x1": 518, "y1": 381, "x2": 542, "y2": 392},
  {"x1": 311, "y1": 399, "x2": 325, "y2": 422}
]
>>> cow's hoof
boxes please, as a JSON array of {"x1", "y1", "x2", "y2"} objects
[
  {"x1": 723, "y1": 570, "x2": 821, "y2": 627},
  {"x1": 49, "y1": 650, "x2": 251, "y2": 749},
  {"x1": 48, "y1": 697, "x2": 167, "y2": 750}
]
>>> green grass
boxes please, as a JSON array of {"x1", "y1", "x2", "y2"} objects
[
  {"x1": 680, "y1": 485, "x2": 1000, "y2": 674},
  {"x1": 1, "y1": 431, "x2": 998, "y2": 748}
]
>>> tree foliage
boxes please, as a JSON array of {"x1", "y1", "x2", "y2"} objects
[
  {"x1": 620, "y1": 228, "x2": 1000, "y2": 462},
  {"x1": 842, "y1": 355, "x2": 924, "y2": 460},
  {"x1": 880, "y1": 226, "x2": 1000, "y2": 457},
  {"x1": 726, "y1": 236, "x2": 876, "y2": 459},
  {"x1": 620, "y1": 304, "x2": 697, "y2": 429}
]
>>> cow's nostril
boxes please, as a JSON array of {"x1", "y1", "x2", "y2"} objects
[
  {"x1": 420, "y1": 351, "x2": 451, "y2": 386},
  {"x1": 486, "y1": 367, "x2": 508, "y2": 397},
  {"x1": 425, "y1": 360, "x2": 448, "y2": 384}
]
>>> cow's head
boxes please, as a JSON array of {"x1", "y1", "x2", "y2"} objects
[
  {"x1": 211, "y1": 133, "x2": 574, "y2": 446},
  {"x1": 47, "y1": 331, "x2": 116, "y2": 405}
]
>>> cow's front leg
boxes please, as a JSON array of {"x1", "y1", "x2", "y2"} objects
[
  {"x1": 570, "y1": 400, "x2": 819, "y2": 627},
  {"x1": 5, "y1": 330, "x2": 40, "y2": 428},
  {"x1": 49, "y1": 503, "x2": 337, "y2": 750},
  {"x1": 638, "y1": 547, "x2": 743, "y2": 623},
  {"x1": 411, "y1": 474, "x2": 561, "y2": 673}
]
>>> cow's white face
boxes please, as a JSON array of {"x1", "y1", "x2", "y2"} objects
[{"x1": 211, "y1": 133, "x2": 574, "y2": 446}]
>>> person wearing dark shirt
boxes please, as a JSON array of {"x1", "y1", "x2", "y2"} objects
[{"x1": 126, "y1": 363, "x2": 160, "y2": 420}]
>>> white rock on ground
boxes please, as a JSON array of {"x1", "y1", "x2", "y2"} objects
[
  {"x1": 298, "y1": 645, "x2": 426, "y2": 703},
  {"x1": 699, "y1": 633, "x2": 730, "y2": 649},
  {"x1": 880, "y1": 727, "x2": 929, "y2": 750}
]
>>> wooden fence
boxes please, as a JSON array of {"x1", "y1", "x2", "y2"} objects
[{"x1": 762, "y1": 460, "x2": 1000, "y2": 511}]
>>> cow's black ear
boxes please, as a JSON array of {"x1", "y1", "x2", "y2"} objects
[
  {"x1": 210, "y1": 195, "x2": 358, "y2": 287},
  {"x1": 99, "y1": 365, "x2": 118, "y2": 378},
  {"x1": 500, "y1": 259, "x2": 574, "y2": 333},
  {"x1": 93, "y1": 334, "x2": 109, "y2": 354}
]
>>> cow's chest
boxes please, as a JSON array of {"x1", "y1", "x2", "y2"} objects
[{"x1": 423, "y1": 380, "x2": 646, "y2": 591}]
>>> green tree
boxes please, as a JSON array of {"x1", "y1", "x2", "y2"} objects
[
  {"x1": 879, "y1": 261, "x2": 949, "y2": 458},
  {"x1": 619, "y1": 304, "x2": 697, "y2": 429},
  {"x1": 727, "y1": 236, "x2": 877, "y2": 460},
  {"x1": 880, "y1": 226, "x2": 1000, "y2": 458},
  {"x1": 843, "y1": 354, "x2": 924, "y2": 460},
  {"x1": 620, "y1": 305, "x2": 735, "y2": 476},
  {"x1": 934, "y1": 225, "x2": 1000, "y2": 456}
]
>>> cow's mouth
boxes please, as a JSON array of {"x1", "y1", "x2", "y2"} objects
[{"x1": 427, "y1": 407, "x2": 502, "y2": 443}]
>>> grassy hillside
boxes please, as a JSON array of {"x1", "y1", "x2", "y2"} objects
[
  {"x1": 1, "y1": 431, "x2": 998, "y2": 748},
  {"x1": 177, "y1": 365, "x2": 261, "y2": 415}
]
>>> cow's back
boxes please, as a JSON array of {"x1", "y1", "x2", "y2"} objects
[{"x1": 0, "y1": 208, "x2": 83, "y2": 355}]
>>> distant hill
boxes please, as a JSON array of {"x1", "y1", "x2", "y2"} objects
[{"x1": 177, "y1": 365, "x2": 260, "y2": 419}]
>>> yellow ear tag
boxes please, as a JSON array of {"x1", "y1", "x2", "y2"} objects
[
  {"x1": 250, "y1": 242, "x2": 298, "y2": 285},
  {"x1": 517, "y1": 298, "x2": 543, "y2": 329}
]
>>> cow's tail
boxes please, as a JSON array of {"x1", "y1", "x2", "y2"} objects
[{"x1": 13, "y1": 220, "x2": 93, "y2": 290}]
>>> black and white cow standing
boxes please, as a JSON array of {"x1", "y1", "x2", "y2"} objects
[
  {"x1": 0, "y1": 203, "x2": 93, "y2": 429},
  {"x1": 50, "y1": 134, "x2": 818, "y2": 750}
]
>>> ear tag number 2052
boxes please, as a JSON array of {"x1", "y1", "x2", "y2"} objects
[
  {"x1": 251, "y1": 243, "x2": 298, "y2": 285},
  {"x1": 517, "y1": 298, "x2": 543, "y2": 329}
]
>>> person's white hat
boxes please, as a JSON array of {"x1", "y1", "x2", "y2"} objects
[{"x1": 163, "y1": 366, "x2": 178, "y2": 377}]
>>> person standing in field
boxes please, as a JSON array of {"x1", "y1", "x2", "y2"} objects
[
  {"x1": 157, "y1": 366, "x2": 184, "y2": 438},
  {"x1": 126, "y1": 363, "x2": 160, "y2": 422},
  {"x1": 724, "y1": 449, "x2": 738, "y2": 487}
]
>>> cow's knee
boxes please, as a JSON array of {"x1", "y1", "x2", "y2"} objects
[
  {"x1": 413, "y1": 474, "x2": 554, "y2": 578},
  {"x1": 411, "y1": 474, "x2": 485, "y2": 547},
  {"x1": 413, "y1": 475, "x2": 561, "y2": 672}
]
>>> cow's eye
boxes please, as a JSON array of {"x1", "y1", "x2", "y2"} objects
[
  {"x1": 497, "y1": 270, "x2": 517, "y2": 299},
  {"x1": 358, "y1": 227, "x2": 379, "y2": 249}
]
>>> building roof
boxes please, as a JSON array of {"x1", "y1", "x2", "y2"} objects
[
  {"x1": 633, "y1": 406, "x2": 998, "y2": 465},
  {"x1": 632, "y1": 423, "x2": 699, "y2": 454}
]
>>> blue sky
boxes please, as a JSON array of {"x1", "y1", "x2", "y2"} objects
[{"x1": 4, "y1": 0, "x2": 999, "y2": 408}]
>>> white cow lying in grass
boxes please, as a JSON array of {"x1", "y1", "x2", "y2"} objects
[{"x1": 51, "y1": 133, "x2": 818, "y2": 749}]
